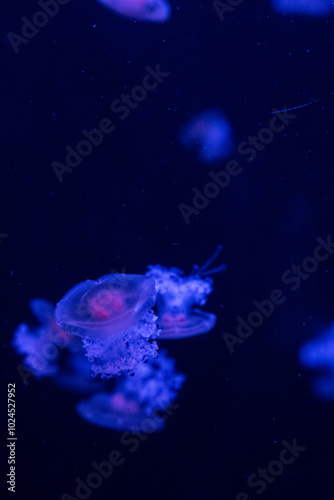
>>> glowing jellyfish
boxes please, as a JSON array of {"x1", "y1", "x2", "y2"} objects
[
  {"x1": 77, "y1": 350, "x2": 185, "y2": 431},
  {"x1": 180, "y1": 110, "x2": 233, "y2": 164},
  {"x1": 271, "y1": 0, "x2": 333, "y2": 16},
  {"x1": 299, "y1": 323, "x2": 334, "y2": 399},
  {"x1": 96, "y1": 0, "x2": 171, "y2": 22},
  {"x1": 12, "y1": 299, "x2": 75, "y2": 378},
  {"x1": 146, "y1": 246, "x2": 226, "y2": 339},
  {"x1": 55, "y1": 273, "x2": 160, "y2": 379}
]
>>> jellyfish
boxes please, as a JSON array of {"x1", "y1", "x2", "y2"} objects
[
  {"x1": 96, "y1": 0, "x2": 171, "y2": 22},
  {"x1": 77, "y1": 350, "x2": 185, "y2": 431},
  {"x1": 146, "y1": 246, "x2": 226, "y2": 339},
  {"x1": 55, "y1": 273, "x2": 160, "y2": 379},
  {"x1": 12, "y1": 298, "x2": 103, "y2": 394},
  {"x1": 180, "y1": 110, "x2": 234, "y2": 164},
  {"x1": 299, "y1": 323, "x2": 334, "y2": 399},
  {"x1": 12, "y1": 298, "x2": 76, "y2": 378},
  {"x1": 271, "y1": 0, "x2": 333, "y2": 16}
]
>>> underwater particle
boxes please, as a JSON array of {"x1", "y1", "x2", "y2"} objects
[
  {"x1": 96, "y1": 0, "x2": 171, "y2": 22},
  {"x1": 271, "y1": 0, "x2": 333, "y2": 16},
  {"x1": 55, "y1": 273, "x2": 160, "y2": 379},
  {"x1": 180, "y1": 110, "x2": 234, "y2": 164},
  {"x1": 12, "y1": 299, "x2": 76, "y2": 378},
  {"x1": 146, "y1": 246, "x2": 226, "y2": 339},
  {"x1": 299, "y1": 323, "x2": 334, "y2": 399},
  {"x1": 76, "y1": 350, "x2": 185, "y2": 431}
]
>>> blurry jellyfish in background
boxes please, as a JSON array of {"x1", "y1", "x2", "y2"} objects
[
  {"x1": 96, "y1": 0, "x2": 171, "y2": 22},
  {"x1": 12, "y1": 298, "x2": 77, "y2": 378},
  {"x1": 299, "y1": 323, "x2": 334, "y2": 399},
  {"x1": 55, "y1": 273, "x2": 160, "y2": 379},
  {"x1": 77, "y1": 350, "x2": 185, "y2": 431},
  {"x1": 12, "y1": 298, "x2": 105, "y2": 393},
  {"x1": 271, "y1": 0, "x2": 333, "y2": 16},
  {"x1": 180, "y1": 110, "x2": 234, "y2": 164},
  {"x1": 146, "y1": 246, "x2": 226, "y2": 339}
]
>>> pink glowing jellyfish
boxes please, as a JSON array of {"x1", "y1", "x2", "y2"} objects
[
  {"x1": 271, "y1": 0, "x2": 334, "y2": 16},
  {"x1": 299, "y1": 323, "x2": 334, "y2": 399},
  {"x1": 55, "y1": 273, "x2": 160, "y2": 379},
  {"x1": 77, "y1": 350, "x2": 185, "y2": 431},
  {"x1": 96, "y1": 0, "x2": 171, "y2": 22},
  {"x1": 146, "y1": 246, "x2": 226, "y2": 339},
  {"x1": 180, "y1": 110, "x2": 234, "y2": 164}
]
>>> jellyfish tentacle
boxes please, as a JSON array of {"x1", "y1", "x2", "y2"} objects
[
  {"x1": 191, "y1": 244, "x2": 226, "y2": 276},
  {"x1": 197, "y1": 263, "x2": 227, "y2": 277}
]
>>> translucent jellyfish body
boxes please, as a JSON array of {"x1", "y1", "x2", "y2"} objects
[
  {"x1": 271, "y1": 0, "x2": 333, "y2": 16},
  {"x1": 299, "y1": 323, "x2": 334, "y2": 399},
  {"x1": 77, "y1": 350, "x2": 185, "y2": 431},
  {"x1": 12, "y1": 299, "x2": 76, "y2": 378},
  {"x1": 180, "y1": 110, "x2": 233, "y2": 164},
  {"x1": 146, "y1": 246, "x2": 226, "y2": 339},
  {"x1": 55, "y1": 274, "x2": 160, "y2": 379},
  {"x1": 96, "y1": 0, "x2": 171, "y2": 22}
]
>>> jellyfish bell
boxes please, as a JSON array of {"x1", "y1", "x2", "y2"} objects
[
  {"x1": 159, "y1": 309, "x2": 217, "y2": 339},
  {"x1": 96, "y1": 0, "x2": 171, "y2": 23},
  {"x1": 77, "y1": 391, "x2": 166, "y2": 432},
  {"x1": 55, "y1": 273, "x2": 160, "y2": 379},
  {"x1": 55, "y1": 273, "x2": 157, "y2": 337}
]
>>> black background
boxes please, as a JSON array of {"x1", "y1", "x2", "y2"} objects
[{"x1": 1, "y1": 0, "x2": 334, "y2": 499}]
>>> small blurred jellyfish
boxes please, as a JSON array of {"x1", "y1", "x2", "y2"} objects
[
  {"x1": 271, "y1": 0, "x2": 333, "y2": 16},
  {"x1": 96, "y1": 0, "x2": 171, "y2": 22},
  {"x1": 299, "y1": 323, "x2": 334, "y2": 399},
  {"x1": 146, "y1": 246, "x2": 226, "y2": 339},
  {"x1": 180, "y1": 110, "x2": 233, "y2": 164},
  {"x1": 55, "y1": 273, "x2": 160, "y2": 379},
  {"x1": 12, "y1": 298, "x2": 76, "y2": 378},
  {"x1": 77, "y1": 350, "x2": 185, "y2": 431}
]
